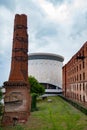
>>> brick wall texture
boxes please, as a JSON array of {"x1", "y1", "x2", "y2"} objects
[
  {"x1": 2, "y1": 14, "x2": 31, "y2": 126},
  {"x1": 62, "y1": 42, "x2": 87, "y2": 107}
]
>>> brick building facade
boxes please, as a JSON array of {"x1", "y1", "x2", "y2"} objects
[{"x1": 62, "y1": 42, "x2": 87, "y2": 107}]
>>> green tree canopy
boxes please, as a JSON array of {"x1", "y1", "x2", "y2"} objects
[
  {"x1": 28, "y1": 76, "x2": 45, "y2": 111},
  {"x1": 0, "y1": 88, "x2": 3, "y2": 116},
  {"x1": 28, "y1": 76, "x2": 45, "y2": 95}
]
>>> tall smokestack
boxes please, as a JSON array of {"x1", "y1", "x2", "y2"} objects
[
  {"x1": 2, "y1": 14, "x2": 31, "y2": 126},
  {"x1": 9, "y1": 14, "x2": 28, "y2": 82}
]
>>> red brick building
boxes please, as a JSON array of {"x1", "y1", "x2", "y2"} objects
[{"x1": 62, "y1": 42, "x2": 87, "y2": 107}]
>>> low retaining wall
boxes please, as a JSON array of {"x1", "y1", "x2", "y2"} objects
[{"x1": 59, "y1": 95, "x2": 87, "y2": 115}]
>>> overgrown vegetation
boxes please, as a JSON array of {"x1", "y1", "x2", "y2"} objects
[
  {"x1": 59, "y1": 95, "x2": 87, "y2": 115},
  {"x1": 28, "y1": 76, "x2": 45, "y2": 111},
  {"x1": 2, "y1": 96, "x2": 87, "y2": 130},
  {"x1": 29, "y1": 76, "x2": 45, "y2": 95}
]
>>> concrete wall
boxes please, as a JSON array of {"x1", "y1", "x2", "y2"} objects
[{"x1": 28, "y1": 54, "x2": 64, "y2": 88}]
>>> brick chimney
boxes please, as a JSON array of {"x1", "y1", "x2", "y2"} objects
[{"x1": 2, "y1": 14, "x2": 31, "y2": 126}]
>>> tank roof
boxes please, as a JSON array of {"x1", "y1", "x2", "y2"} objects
[{"x1": 28, "y1": 52, "x2": 64, "y2": 62}]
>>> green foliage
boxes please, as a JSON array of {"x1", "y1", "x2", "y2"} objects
[
  {"x1": 28, "y1": 76, "x2": 45, "y2": 95},
  {"x1": 14, "y1": 125, "x2": 24, "y2": 130},
  {"x1": 2, "y1": 97, "x2": 87, "y2": 130},
  {"x1": 0, "y1": 89, "x2": 2, "y2": 102},
  {"x1": 28, "y1": 76, "x2": 45, "y2": 111},
  {"x1": 0, "y1": 127, "x2": 3, "y2": 130},
  {"x1": 0, "y1": 89, "x2": 3, "y2": 116},
  {"x1": 31, "y1": 93, "x2": 37, "y2": 112},
  {"x1": 59, "y1": 95, "x2": 87, "y2": 115},
  {"x1": 0, "y1": 104, "x2": 3, "y2": 116}
]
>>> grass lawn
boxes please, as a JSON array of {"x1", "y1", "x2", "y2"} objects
[{"x1": 1, "y1": 96, "x2": 87, "y2": 130}]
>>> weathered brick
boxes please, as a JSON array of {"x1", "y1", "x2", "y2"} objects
[{"x1": 2, "y1": 14, "x2": 31, "y2": 126}]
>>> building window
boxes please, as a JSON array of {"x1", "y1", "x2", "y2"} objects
[
  {"x1": 83, "y1": 61, "x2": 85, "y2": 68},
  {"x1": 83, "y1": 72, "x2": 85, "y2": 80},
  {"x1": 80, "y1": 84, "x2": 81, "y2": 90},
  {"x1": 77, "y1": 66, "x2": 78, "y2": 72},
  {"x1": 80, "y1": 95, "x2": 81, "y2": 101},
  {"x1": 79, "y1": 64, "x2": 81, "y2": 70},
  {"x1": 74, "y1": 67, "x2": 76, "y2": 73},
  {"x1": 77, "y1": 94, "x2": 78, "y2": 100},
  {"x1": 77, "y1": 84, "x2": 78, "y2": 90},
  {"x1": 80, "y1": 74, "x2": 81, "y2": 80},
  {"x1": 77, "y1": 75, "x2": 78, "y2": 81},
  {"x1": 83, "y1": 95, "x2": 85, "y2": 102}
]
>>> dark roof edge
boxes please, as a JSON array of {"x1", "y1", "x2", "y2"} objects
[{"x1": 28, "y1": 53, "x2": 64, "y2": 62}]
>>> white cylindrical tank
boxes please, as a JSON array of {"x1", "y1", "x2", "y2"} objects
[{"x1": 28, "y1": 53, "x2": 64, "y2": 90}]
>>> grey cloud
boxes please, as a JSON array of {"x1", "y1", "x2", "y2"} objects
[
  {"x1": 1, "y1": 0, "x2": 87, "y2": 85},
  {"x1": 36, "y1": 24, "x2": 58, "y2": 39},
  {"x1": 70, "y1": 10, "x2": 87, "y2": 40},
  {"x1": 0, "y1": 0, "x2": 16, "y2": 10},
  {"x1": 47, "y1": 0, "x2": 72, "y2": 5},
  {"x1": 0, "y1": 53, "x2": 10, "y2": 85},
  {"x1": 47, "y1": 0, "x2": 64, "y2": 5}
]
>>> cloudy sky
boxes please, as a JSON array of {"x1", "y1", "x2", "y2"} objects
[{"x1": 0, "y1": 0, "x2": 87, "y2": 86}]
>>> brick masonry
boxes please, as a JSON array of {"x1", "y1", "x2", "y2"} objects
[
  {"x1": 2, "y1": 14, "x2": 31, "y2": 126},
  {"x1": 62, "y1": 42, "x2": 87, "y2": 108}
]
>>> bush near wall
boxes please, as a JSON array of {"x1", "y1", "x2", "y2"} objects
[
  {"x1": 28, "y1": 76, "x2": 45, "y2": 112},
  {"x1": 31, "y1": 93, "x2": 38, "y2": 112},
  {"x1": 59, "y1": 95, "x2": 87, "y2": 115}
]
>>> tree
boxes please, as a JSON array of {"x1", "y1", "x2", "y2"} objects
[
  {"x1": 28, "y1": 76, "x2": 45, "y2": 111},
  {"x1": 0, "y1": 89, "x2": 2, "y2": 102},
  {"x1": 0, "y1": 89, "x2": 3, "y2": 116},
  {"x1": 28, "y1": 76, "x2": 45, "y2": 95}
]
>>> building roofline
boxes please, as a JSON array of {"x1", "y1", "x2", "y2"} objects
[
  {"x1": 63, "y1": 41, "x2": 87, "y2": 66},
  {"x1": 28, "y1": 52, "x2": 64, "y2": 62}
]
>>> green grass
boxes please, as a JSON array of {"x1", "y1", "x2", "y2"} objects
[{"x1": 1, "y1": 96, "x2": 87, "y2": 130}]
